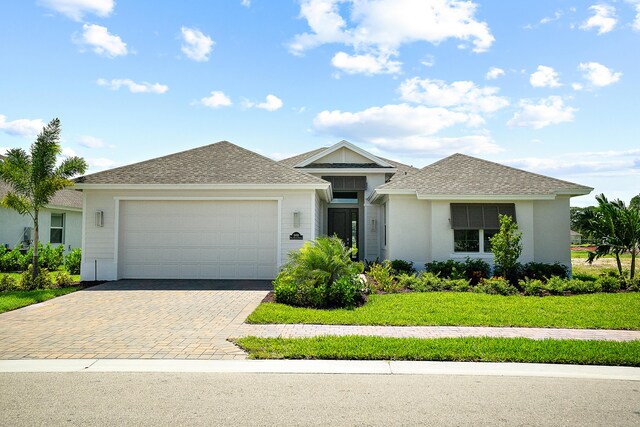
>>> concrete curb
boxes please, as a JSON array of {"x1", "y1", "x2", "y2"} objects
[{"x1": 1, "y1": 359, "x2": 638, "y2": 380}]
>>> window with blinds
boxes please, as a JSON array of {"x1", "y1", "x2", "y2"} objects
[{"x1": 450, "y1": 204, "x2": 516, "y2": 229}]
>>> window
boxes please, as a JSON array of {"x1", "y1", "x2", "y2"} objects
[
  {"x1": 332, "y1": 191, "x2": 359, "y2": 204},
  {"x1": 381, "y1": 203, "x2": 387, "y2": 247},
  {"x1": 454, "y1": 230, "x2": 479, "y2": 252},
  {"x1": 450, "y1": 204, "x2": 515, "y2": 253},
  {"x1": 50, "y1": 213, "x2": 64, "y2": 244}
]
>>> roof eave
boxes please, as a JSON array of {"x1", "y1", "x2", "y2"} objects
[
  {"x1": 299, "y1": 167, "x2": 397, "y2": 174},
  {"x1": 294, "y1": 140, "x2": 394, "y2": 168},
  {"x1": 74, "y1": 183, "x2": 331, "y2": 191}
]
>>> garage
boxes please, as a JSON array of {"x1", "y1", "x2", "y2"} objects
[{"x1": 118, "y1": 200, "x2": 278, "y2": 279}]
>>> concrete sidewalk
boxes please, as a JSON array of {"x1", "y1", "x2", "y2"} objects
[
  {"x1": 1, "y1": 359, "x2": 639, "y2": 381},
  {"x1": 236, "y1": 324, "x2": 640, "y2": 341}
]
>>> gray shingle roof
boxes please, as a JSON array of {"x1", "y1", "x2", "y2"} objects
[
  {"x1": 1, "y1": 155, "x2": 82, "y2": 209},
  {"x1": 278, "y1": 147, "x2": 418, "y2": 180},
  {"x1": 76, "y1": 141, "x2": 328, "y2": 185},
  {"x1": 377, "y1": 153, "x2": 592, "y2": 197}
]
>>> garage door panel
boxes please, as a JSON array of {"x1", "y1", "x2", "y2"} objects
[{"x1": 119, "y1": 200, "x2": 277, "y2": 279}]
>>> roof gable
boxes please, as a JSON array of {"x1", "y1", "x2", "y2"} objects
[
  {"x1": 294, "y1": 140, "x2": 394, "y2": 168},
  {"x1": 76, "y1": 141, "x2": 328, "y2": 186},
  {"x1": 377, "y1": 153, "x2": 592, "y2": 198}
]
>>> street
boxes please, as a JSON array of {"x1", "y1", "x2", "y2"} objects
[{"x1": 1, "y1": 372, "x2": 638, "y2": 426}]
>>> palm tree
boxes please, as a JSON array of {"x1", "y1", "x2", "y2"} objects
[
  {"x1": 0, "y1": 118, "x2": 87, "y2": 279},
  {"x1": 580, "y1": 194, "x2": 639, "y2": 280}
]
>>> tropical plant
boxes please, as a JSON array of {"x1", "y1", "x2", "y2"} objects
[
  {"x1": 580, "y1": 194, "x2": 639, "y2": 280},
  {"x1": 273, "y1": 235, "x2": 364, "y2": 308},
  {"x1": 489, "y1": 214, "x2": 523, "y2": 283},
  {"x1": 0, "y1": 119, "x2": 87, "y2": 279}
]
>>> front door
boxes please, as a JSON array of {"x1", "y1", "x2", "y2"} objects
[{"x1": 328, "y1": 208, "x2": 359, "y2": 261}]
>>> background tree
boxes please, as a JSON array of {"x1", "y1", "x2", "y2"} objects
[
  {"x1": 0, "y1": 118, "x2": 87, "y2": 279},
  {"x1": 570, "y1": 206, "x2": 596, "y2": 242},
  {"x1": 580, "y1": 194, "x2": 639, "y2": 280},
  {"x1": 630, "y1": 194, "x2": 640, "y2": 211},
  {"x1": 490, "y1": 214, "x2": 523, "y2": 283}
]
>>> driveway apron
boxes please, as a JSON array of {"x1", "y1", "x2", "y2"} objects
[{"x1": 0, "y1": 280, "x2": 270, "y2": 360}]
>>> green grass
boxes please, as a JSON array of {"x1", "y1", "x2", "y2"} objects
[
  {"x1": 247, "y1": 292, "x2": 640, "y2": 330},
  {"x1": 234, "y1": 336, "x2": 640, "y2": 366},
  {"x1": 571, "y1": 250, "x2": 632, "y2": 259},
  {"x1": 0, "y1": 287, "x2": 80, "y2": 314}
]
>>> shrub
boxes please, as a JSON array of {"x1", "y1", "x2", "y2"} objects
[
  {"x1": 368, "y1": 261, "x2": 403, "y2": 293},
  {"x1": 408, "y1": 272, "x2": 442, "y2": 292},
  {"x1": 521, "y1": 279, "x2": 546, "y2": 296},
  {"x1": 54, "y1": 271, "x2": 74, "y2": 288},
  {"x1": 39, "y1": 243, "x2": 65, "y2": 270},
  {"x1": 64, "y1": 248, "x2": 82, "y2": 275},
  {"x1": 396, "y1": 273, "x2": 420, "y2": 290},
  {"x1": 19, "y1": 266, "x2": 53, "y2": 291},
  {"x1": 596, "y1": 274, "x2": 621, "y2": 293},
  {"x1": 572, "y1": 272, "x2": 598, "y2": 282},
  {"x1": 0, "y1": 247, "x2": 26, "y2": 272},
  {"x1": 390, "y1": 259, "x2": 415, "y2": 275},
  {"x1": 425, "y1": 258, "x2": 489, "y2": 284},
  {"x1": 566, "y1": 279, "x2": 602, "y2": 295},
  {"x1": 273, "y1": 236, "x2": 364, "y2": 308},
  {"x1": 462, "y1": 257, "x2": 490, "y2": 285},
  {"x1": 475, "y1": 277, "x2": 518, "y2": 296},
  {"x1": 0, "y1": 274, "x2": 20, "y2": 292},
  {"x1": 545, "y1": 276, "x2": 569, "y2": 295},
  {"x1": 327, "y1": 276, "x2": 364, "y2": 309},
  {"x1": 522, "y1": 262, "x2": 569, "y2": 280},
  {"x1": 424, "y1": 259, "x2": 464, "y2": 279}
]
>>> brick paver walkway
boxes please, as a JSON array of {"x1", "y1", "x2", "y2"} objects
[
  {"x1": 0, "y1": 280, "x2": 269, "y2": 360},
  {"x1": 234, "y1": 324, "x2": 640, "y2": 341}
]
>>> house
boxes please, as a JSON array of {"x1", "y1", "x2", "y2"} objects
[
  {"x1": 0, "y1": 155, "x2": 83, "y2": 253},
  {"x1": 570, "y1": 230, "x2": 583, "y2": 245},
  {"x1": 74, "y1": 140, "x2": 592, "y2": 281}
]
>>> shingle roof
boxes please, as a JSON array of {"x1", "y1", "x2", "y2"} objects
[
  {"x1": 76, "y1": 141, "x2": 328, "y2": 185},
  {"x1": 1, "y1": 155, "x2": 83, "y2": 209},
  {"x1": 377, "y1": 153, "x2": 592, "y2": 197},
  {"x1": 278, "y1": 147, "x2": 418, "y2": 180}
]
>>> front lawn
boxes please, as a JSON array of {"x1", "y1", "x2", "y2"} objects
[
  {"x1": 0, "y1": 287, "x2": 80, "y2": 314},
  {"x1": 234, "y1": 336, "x2": 640, "y2": 366},
  {"x1": 247, "y1": 292, "x2": 640, "y2": 330}
]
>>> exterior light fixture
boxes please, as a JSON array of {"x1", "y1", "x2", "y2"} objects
[
  {"x1": 370, "y1": 218, "x2": 376, "y2": 232},
  {"x1": 95, "y1": 210, "x2": 104, "y2": 227},
  {"x1": 293, "y1": 211, "x2": 300, "y2": 228}
]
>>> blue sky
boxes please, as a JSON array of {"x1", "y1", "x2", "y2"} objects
[{"x1": 1, "y1": 0, "x2": 638, "y2": 206}]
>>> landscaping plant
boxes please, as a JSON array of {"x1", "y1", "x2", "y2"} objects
[
  {"x1": 273, "y1": 235, "x2": 364, "y2": 308},
  {"x1": 0, "y1": 118, "x2": 87, "y2": 280},
  {"x1": 490, "y1": 214, "x2": 523, "y2": 284},
  {"x1": 64, "y1": 248, "x2": 82, "y2": 275}
]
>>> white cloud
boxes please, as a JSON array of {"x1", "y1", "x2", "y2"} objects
[
  {"x1": 314, "y1": 103, "x2": 477, "y2": 140},
  {"x1": 529, "y1": 65, "x2": 561, "y2": 88},
  {"x1": 572, "y1": 82, "x2": 584, "y2": 91},
  {"x1": 630, "y1": 1, "x2": 640, "y2": 30},
  {"x1": 180, "y1": 27, "x2": 214, "y2": 62},
  {"x1": 578, "y1": 62, "x2": 622, "y2": 87},
  {"x1": 76, "y1": 24, "x2": 127, "y2": 57},
  {"x1": 289, "y1": 0, "x2": 494, "y2": 74},
  {"x1": 241, "y1": 0, "x2": 251, "y2": 6},
  {"x1": 38, "y1": 0, "x2": 114, "y2": 21},
  {"x1": 0, "y1": 115, "x2": 45, "y2": 137},
  {"x1": 399, "y1": 78, "x2": 509, "y2": 114},
  {"x1": 366, "y1": 134, "x2": 502, "y2": 156},
  {"x1": 78, "y1": 135, "x2": 110, "y2": 148},
  {"x1": 87, "y1": 157, "x2": 118, "y2": 172},
  {"x1": 508, "y1": 96, "x2": 577, "y2": 129},
  {"x1": 97, "y1": 78, "x2": 169, "y2": 94},
  {"x1": 331, "y1": 51, "x2": 401, "y2": 75},
  {"x1": 200, "y1": 91, "x2": 232, "y2": 108},
  {"x1": 524, "y1": 9, "x2": 565, "y2": 29},
  {"x1": 580, "y1": 4, "x2": 617, "y2": 34},
  {"x1": 506, "y1": 149, "x2": 640, "y2": 178},
  {"x1": 485, "y1": 67, "x2": 505, "y2": 80},
  {"x1": 256, "y1": 94, "x2": 284, "y2": 111}
]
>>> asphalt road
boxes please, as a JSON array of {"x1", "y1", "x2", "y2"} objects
[{"x1": 1, "y1": 372, "x2": 638, "y2": 426}]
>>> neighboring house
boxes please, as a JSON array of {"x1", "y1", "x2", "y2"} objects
[
  {"x1": 0, "y1": 155, "x2": 83, "y2": 253},
  {"x1": 570, "y1": 230, "x2": 583, "y2": 245},
  {"x1": 75, "y1": 140, "x2": 592, "y2": 281}
]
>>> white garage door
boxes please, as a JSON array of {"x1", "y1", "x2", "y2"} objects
[{"x1": 119, "y1": 200, "x2": 278, "y2": 279}]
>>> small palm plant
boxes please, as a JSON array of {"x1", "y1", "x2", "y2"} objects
[{"x1": 0, "y1": 118, "x2": 87, "y2": 279}]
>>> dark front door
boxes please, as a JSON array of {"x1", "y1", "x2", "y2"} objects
[{"x1": 328, "y1": 208, "x2": 359, "y2": 261}]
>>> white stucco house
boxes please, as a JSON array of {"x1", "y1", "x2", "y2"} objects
[
  {"x1": 0, "y1": 155, "x2": 83, "y2": 253},
  {"x1": 74, "y1": 140, "x2": 592, "y2": 281}
]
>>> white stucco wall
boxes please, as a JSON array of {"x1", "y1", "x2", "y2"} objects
[
  {"x1": 533, "y1": 197, "x2": 572, "y2": 268},
  {"x1": 80, "y1": 188, "x2": 316, "y2": 281},
  {"x1": 0, "y1": 207, "x2": 81, "y2": 253},
  {"x1": 386, "y1": 195, "x2": 431, "y2": 268},
  {"x1": 381, "y1": 196, "x2": 569, "y2": 269}
]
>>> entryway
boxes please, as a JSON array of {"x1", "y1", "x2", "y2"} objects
[{"x1": 328, "y1": 208, "x2": 359, "y2": 260}]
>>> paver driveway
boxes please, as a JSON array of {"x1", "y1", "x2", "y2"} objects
[{"x1": 0, "y1": 280, "x2": 270, "y2": 360}]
